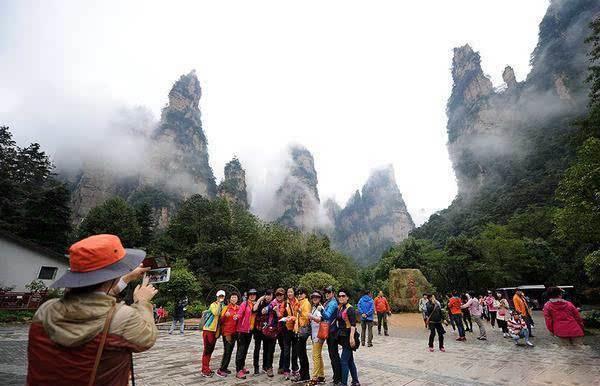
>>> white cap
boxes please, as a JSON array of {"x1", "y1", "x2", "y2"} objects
[{"x1": 216, "y1": 290, "x2": 226, "y2": 297}]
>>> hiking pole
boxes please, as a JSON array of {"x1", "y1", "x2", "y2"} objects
[{"x1": 130, "y1": 352, "x2": 136, "y2": 386}]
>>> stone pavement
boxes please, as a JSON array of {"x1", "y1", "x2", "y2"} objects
[{"x1": 2, "y1": 313, "x2": 600, "y2": 385}]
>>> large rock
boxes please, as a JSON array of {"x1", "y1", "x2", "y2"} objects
[{"x1": 388, "y1": 268, "x2": 433, "y2": 312}]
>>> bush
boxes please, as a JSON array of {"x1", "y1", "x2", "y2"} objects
[
  {"x1": 584, "y1": 250, "x2": 600, "y2": 284},
  {"x1": 186, "y1": 300, "x2": 206, "y2": 318},
  {"x1": 583, "y1": 310, "x2": 600, "y2": 329},
  {"x1": 298, "y1": 272, "x2": 339, "y2": 294},
  {"x1": 0, "y1": 310, "x2": 35, "y2": 323}
]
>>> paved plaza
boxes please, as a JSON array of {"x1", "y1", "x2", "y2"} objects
[{"x1": 2, "y1": 313, "x2": 600, "y2": 385}]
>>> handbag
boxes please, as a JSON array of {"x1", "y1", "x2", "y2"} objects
[
  {"x1": 351, "y1": 330, "x2": 361, "y2": 351},
  {"x1": 298, "y1": 325, "x2": 311, "y2": 339},
  {"x1": 89, "y1": 304, "x2": 117, "y2": 386},
  {"x1": 262, "y1": 324, "x2": 279, "y2": 339},
  {"x1": 317, "y1": 321, "x2": 329, "y2": 340}
]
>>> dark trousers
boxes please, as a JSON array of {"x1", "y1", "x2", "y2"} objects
[
  {"x1": 361, "y1": 320, "x2": 373, "y2": 345},
  {"x1": 428, "y1": 322, "x2": 444, "y2": 349},
  {"x1": 282, "y1": 329, "x2": 298, "y2": 372},
  {"x1": 326, "y1": 335, "x2": 341, "y2": 383},
  {"x1": 340, "y1": 345, "x2": 358, "y2": 386},
  {"x1": 497, "y1": 319, "x2": 509, "y2": 334},
  {"x1": 220, "y1": 334, "x2": 237, "y2": 371},
  {"x1": 277, "y1": 333, "x2": 285, "y2": 371},
  {"x1": 296, "y1": 335, "x2": 310, "y2": 380},
  {"x1": 252, "y1": 329, "x2": 263, "y2": 370},
  {"x1": 235, "y1": 332, "x2": 252, "y2": 372},
  {"x1": 263, "y1": 336, "x2": 277, "y2": 370},
  {"x1": 377, "y1": 312, "x2": 388, "y2": 334},
  {"x1": 451, "y1": 314, "x2": 465, "y2": 337},
  {"x1": 489, "y1": 311, "x2": 497, "y2": 327},
  {"x1": 463, "y1": 311, "x2": 473, "y2": 331},
  {"x1": 525, "y1": 315, "x2": 534, "y2": 336}
]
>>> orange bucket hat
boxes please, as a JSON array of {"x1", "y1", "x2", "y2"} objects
[{"x1": 51, "y1": 234, "x2": 146, "y2": 288}]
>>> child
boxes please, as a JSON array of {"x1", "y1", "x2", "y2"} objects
[{"x1": 508, "y1": 311, "x2": 534, "y2": 347}]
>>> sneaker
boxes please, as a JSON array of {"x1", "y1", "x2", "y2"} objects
[
  {"x1": 440, "y1": 347, "x2": 446, "y2": 352},
  {"x1": 216, "y1": 369, "x2": 227, "y2": 378},
  {"x1": 254, "y1": 367, "x2": 260, "y2": 375},
  {"x1": 224, "y1": 369, "x2": 232, "y2": 374},
  {"x1": 526, "y1": 341, "x2": 534, "y2": 347},
  {"x1": 477, "y1": 336, "x2": 487, "y2": 340},
  {"x1": 384, "y1": 333, "x2": 389, "y2": 336},
  {"x1": 236, "y1": 370, "x2": 247, "y2": 379},
  {"x1": 428, "y1": 347, "x2": 434, "y2": 352},
  {"x1": 514, "y1": 340, "x2": 520, "y2": 345},
  {"x1": 361, "y1": 342, "x2": 365, "y2": 346},
  {"x1": 292, "y1": 371, "x2": 300, "y2": 377},
  {"x1": 278, "y1": 369, "x2": 285, "y2": 375},
  {"x1": 316, "y1": 377, "x2": 326, "y2": 384},
  {"x1": 267, "y1": 368, "x2": 274, "y2": 377},
  {"x1": 351, "y1": 382, "x2": 361, "y2": 386},
  {"x1": 283, "y1": 371, "x2": 290, "y2": 380},
  {"x1": 244, "y1": 368, "x2": 250, "y2": 374},
  {"x1": 201, "y1": 370, "x2": 214, "y2": 378},
  {"x1": 367, "y1": 343, "x2": 373, "y2": 347}
]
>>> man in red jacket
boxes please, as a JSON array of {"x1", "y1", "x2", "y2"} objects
[
  {"x1": 543, "y1": 287, "x2": 584, "y2": 346},
  {"x1": 374, "y1": 291, "x2": 391, "y2": 336},
  {"x1": 27, "y1": 234, "x2": 158, "y2": 386}
]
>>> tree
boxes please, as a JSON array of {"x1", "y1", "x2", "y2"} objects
[
  {"x1": 135, "y1": 202, "x2": 155, "y2": 247},
  {"x1": 159, "y1": 265, "x2": 203, "y2": 302},
  {"x1": 298, "y1": 272, "x2": 339, "y2": 293},
  {"x1": 0, "y1": 126, "x2": 72, "y2": 251},
  {"x1": 584, "y1": 250, "x2": 600, "y2": 284},
  {"x1": 78, "y1": 197, "x2": 141, "y2": 247},
  {"x1": 554, "y1": 137, "x2": 600, "y2": 248}
]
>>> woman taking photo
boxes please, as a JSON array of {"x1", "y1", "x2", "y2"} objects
[{"x1": 337, "y1": 289, "x2": 360, "y2": 386}]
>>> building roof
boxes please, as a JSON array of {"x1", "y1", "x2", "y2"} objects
[{"x1": 0, "y1": 230, "x2": 69, "y2": 264}]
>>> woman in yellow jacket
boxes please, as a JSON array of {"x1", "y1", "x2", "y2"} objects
[{"x1": 293, "y1": 288, "x2": 312, "y2": 383}]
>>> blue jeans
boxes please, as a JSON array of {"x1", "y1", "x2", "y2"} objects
[
  {"x1": 511, "y1": 328, "x2": 530, "y2": 343},
  {"x1": 451, "y1": 314, "x2": 465, "y2": 337},
  {"x1": 169, "y1": 316, "x2": 185, "y2": 334},
  {"x1": 340, "y1": 345, "x2": 358, "y2": 386}
]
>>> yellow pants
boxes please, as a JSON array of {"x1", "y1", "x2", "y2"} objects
[{"x1": 312, "y1": 341, "x2": 325, "y2": 378}]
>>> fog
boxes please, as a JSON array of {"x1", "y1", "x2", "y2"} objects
[{"x1": 0, "y1": 1, "x2": 551, "y2": 225}]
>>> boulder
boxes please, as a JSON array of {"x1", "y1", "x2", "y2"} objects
[{"x1": 388, "y1": 268, "x2": 433, "y2": 312}]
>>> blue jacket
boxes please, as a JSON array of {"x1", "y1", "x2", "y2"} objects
[
  {"x1": 357, "y1": 295, "x2": 374, "y2": 321},
  {"x1": 322, "y1": 297, "x2": 339, "y2": 333}
]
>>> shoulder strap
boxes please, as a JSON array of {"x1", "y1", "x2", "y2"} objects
[{"x1": 89, "y1": 303, "x2": 117, "y2": 386}]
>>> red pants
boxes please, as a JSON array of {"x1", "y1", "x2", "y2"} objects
[{"x1": 202, "y1": 331, "x2": 217, "y2": 374}]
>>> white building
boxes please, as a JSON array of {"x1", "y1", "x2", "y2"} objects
[{"x1": 0, "y1": 232, "x2": 69, "y2": 292}]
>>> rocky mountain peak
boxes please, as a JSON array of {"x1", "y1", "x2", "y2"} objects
[
  {"x1": 450, "y1": 44, "x2": 493, "y2": 106},
  {"x1": 218, "y1": 157, "x2": 249, "y2": 209},
  {"x1": 330, "y1": 166, "x2": 414, "y2": 265},
  {"x1": 275, "y1": 145, "x2": 320, "y2": 231},
  {"x1": 167, "y1": 70, "x2": 202, "y2": 112},
  {"x1": 502, "y1": 66, "x2": 517, "y2": 89}
]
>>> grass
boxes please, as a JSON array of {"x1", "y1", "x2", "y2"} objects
[{"x1": 0, "y1": 310, "x2": 35, "y2": 323}]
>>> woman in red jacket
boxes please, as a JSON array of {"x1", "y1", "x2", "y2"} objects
[
  {"x1": 217, "y1": 293, "x2": 240, "y2": 377},
  {"x1": 543, "y1": 287, "x2": 584, "y2": 346}
]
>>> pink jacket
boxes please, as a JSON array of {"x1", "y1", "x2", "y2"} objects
[
  {"x1": 485, "y1": 296, "x2": 497, "y2": 312},
  {"x1": 236, "y1": 300, "x2": 254, "y2": 333},
  {"x1": 543, "y1": 299, "x2": 584, "y2": 338}
]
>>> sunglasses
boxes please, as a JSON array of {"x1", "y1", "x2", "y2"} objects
[
  {"x1": 276, "y1": 293, "x2": 284, "y2": 297},
  {"x1": 338, "y1": 294, "x2": 347, "y2": 298}
]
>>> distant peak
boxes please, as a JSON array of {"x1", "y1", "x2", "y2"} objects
[{"x1": 168, "y1": 71, "x2": 202, "y2": 110}]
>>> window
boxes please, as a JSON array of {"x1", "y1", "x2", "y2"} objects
[{"x1": 38, "y1": 266, "x2": 58, "y2": 280}]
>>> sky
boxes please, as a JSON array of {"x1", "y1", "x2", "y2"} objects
[{"x1": 0, "y1": 0, "x2": 550, "y2": 225}]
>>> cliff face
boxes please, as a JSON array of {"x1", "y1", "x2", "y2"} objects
[
  {"x1": 275, "y1": 145, "x2": 321, "y2": 231},
  {"x1": 69, "y1": 70, "x2": 216, "y2": 225},
  {"x1": 447, "y1": 0, "x2": 598, "y2": 199},
  {"x1": 331, "y1": 166, "x2": 415, "y2": 266},
  {"x1": 414, "y1": 0, "x2": 600, "y2": 246},
  {"x1": 218, "y1": 157, "x2": 249, "y2": 209}
]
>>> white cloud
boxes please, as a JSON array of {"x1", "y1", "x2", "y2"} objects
[{"x1": 0, "y1": 0, "x2": 549, "y2": 226}]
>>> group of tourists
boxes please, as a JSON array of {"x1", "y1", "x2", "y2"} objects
[
  {"x1": 419, "y1": 287, "x2": 585, "y2": 352},
  {"x1": 199, "y1": 287, "x2": 391, "y2": 386}
]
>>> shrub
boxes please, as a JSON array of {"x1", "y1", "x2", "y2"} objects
[
  {"x1": 0, "y1": 310, "x2": 35, "y2": 323},
  {"x1": 186, "y1": 300, "x2": 206, "y2": 318},
  {"x1": 298, "y1": 272, "x2": 339, "y2": 294},
  {"x1": 583, "y1": 310, "x2": 600, "y2": 329}
]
